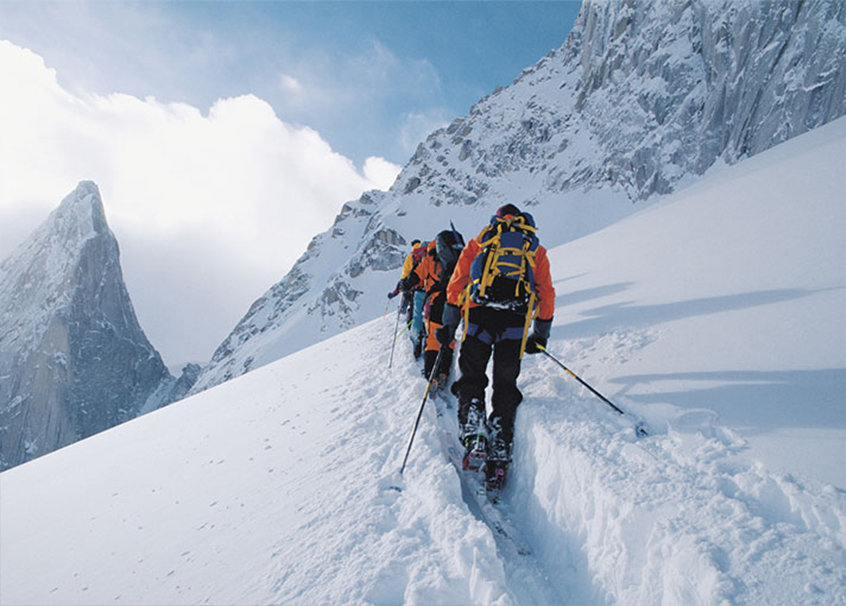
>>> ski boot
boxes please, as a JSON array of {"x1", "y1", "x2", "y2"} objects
[
  {"x1": 463, "y1": 433, "x2": 487, "y2": 471},
  {"x1": 486, "y1": 418, "x2": 512, "y2": 501},
  {"x1": 460, "y1": 401, "x2": 488, "y2": 471},
  {"x1": 485, "y1": 461, "x2": 508, "y2": 501},
  {"x1": 429, "y1": 372, "x2": 448, "y2": 395}
]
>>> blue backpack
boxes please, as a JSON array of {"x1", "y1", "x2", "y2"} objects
[{"x1": 468, "y1": 212, "x2": 539, "y2": 313}]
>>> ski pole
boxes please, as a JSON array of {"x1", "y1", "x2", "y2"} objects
[
  {"x1": 537, "y1": 345, "x2": 647, "y2": 436},
  {"x1": 399, "y1": 347, "x2": 446, "y2": 475},
  {"x1": 395, "y1": 320, "x2": 412, "y2": 342},
  {"x1": 538, "y1": 344, "x2": 624, "y2": 414},
  {"x1": 388, "y1": 302, "x2": 403, "y2": 368}
]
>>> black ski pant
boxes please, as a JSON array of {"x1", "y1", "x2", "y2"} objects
[
  {"x1": 424, "y1": 346, "x2": 453, "y2": 379},
  {"x1": 453, "y1": 308, "x2": 525, "y2": 452}
]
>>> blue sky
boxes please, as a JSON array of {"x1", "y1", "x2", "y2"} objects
[
  {"x1": 0, "y1": 1, "x2": 581, "y2": 165},
  {"x1": 0, "y1": 1, "x2": 581, "y2": 364}
]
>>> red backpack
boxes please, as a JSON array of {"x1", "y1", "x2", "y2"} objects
[{"x1": 411, "y1": 242, "x2": 429, "y2": 269}]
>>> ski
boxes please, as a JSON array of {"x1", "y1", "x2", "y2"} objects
[{"x1": 433, "y1": 397, "x2": 532, "y2": 557}]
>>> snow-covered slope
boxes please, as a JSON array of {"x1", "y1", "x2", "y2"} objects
[
  {"x1": 540, "y1": 115, "x2": 846, "y2": 488},
  {"x1": 192, "y1": 0, "x2": 846, "y2": 395},
  {"x1": 0, "y1": 182, "x2": 189, "y2": 470},
  {"x1": 2, "y1": 117, "x2": 844, "y2": 606}
]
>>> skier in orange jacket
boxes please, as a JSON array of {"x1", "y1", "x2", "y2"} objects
[
  {"x1": 388, "y1": 239, "x2": 428, "y2": 358},
  {"x1": 436, "y1": 203, "x2": 555, "y2": 490},
  {"x1": 402, "y1": 230, "x2": 465, "y2": 384}
]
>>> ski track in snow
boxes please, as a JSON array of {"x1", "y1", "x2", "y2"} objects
[
  {"x1": 511, "y1": 326, "x2": 846, "y2": 605},
  {"x1": 429, "y1": 391, "x2": 568, "y2": 605}
]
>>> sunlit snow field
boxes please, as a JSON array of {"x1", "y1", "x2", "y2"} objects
[{"x1": 1, "y1": 117, "x2": 844, "y2": 605}]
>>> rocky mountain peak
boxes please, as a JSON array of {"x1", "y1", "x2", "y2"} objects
[
  {"x1": 56, "y1": 180, "x2": 108, "y2": 235},
  {"x1": 0, "y1": 182, "x2": 187, "y2": 470}
]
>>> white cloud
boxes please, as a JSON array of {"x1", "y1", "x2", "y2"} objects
[
  {"x1": 0, "y1": 40, "x2": 400, "y2": 364},
  {"x1": 363, "y1": 156, "x2": 402, "y2": 191}
]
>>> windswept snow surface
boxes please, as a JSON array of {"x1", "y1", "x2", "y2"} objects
[
  {"x1": 2, "y1": 119, "x2": 845, "y2": 605},
  {"x1": 542, "y1": 115, "x2": 846, "y2": 489}
]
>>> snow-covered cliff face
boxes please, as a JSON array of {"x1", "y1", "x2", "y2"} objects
[
  {"x1": 0, "y1": 182, "x2": 189, "y2": 470},
  {"x1": 399, "y1": 0, "x2": 846, "y2": 204},
  {"x1": 192, "y1": 0, "x2": 846, "y2": 394}
]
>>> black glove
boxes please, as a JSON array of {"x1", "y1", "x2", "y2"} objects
[
  {"x1": 435, "y1": 324, "x2": 455, "y2": 347},
  {"x1": 436, "y1": 303, "x2": 461, "y2": 346},
  {"x1": 525, "y1": 318, "x2": 552, "y2": 354},
  {"x1": 387, "y1": 290, "x2": 399, "y2": 299},
  {"x1": 401, "y1": 273, "x2": 419, "y2": 293}
]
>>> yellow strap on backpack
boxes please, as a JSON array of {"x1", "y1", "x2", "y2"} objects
[
  {"x1": 518, "y1": 292, "x2": 538, "y2": 359},
  {"x1": 461, "y1": 285, "x2": 471, "y2": 342},
  {"x1": 475, "y1": 223, "x2": 499, "y2": 299}
]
